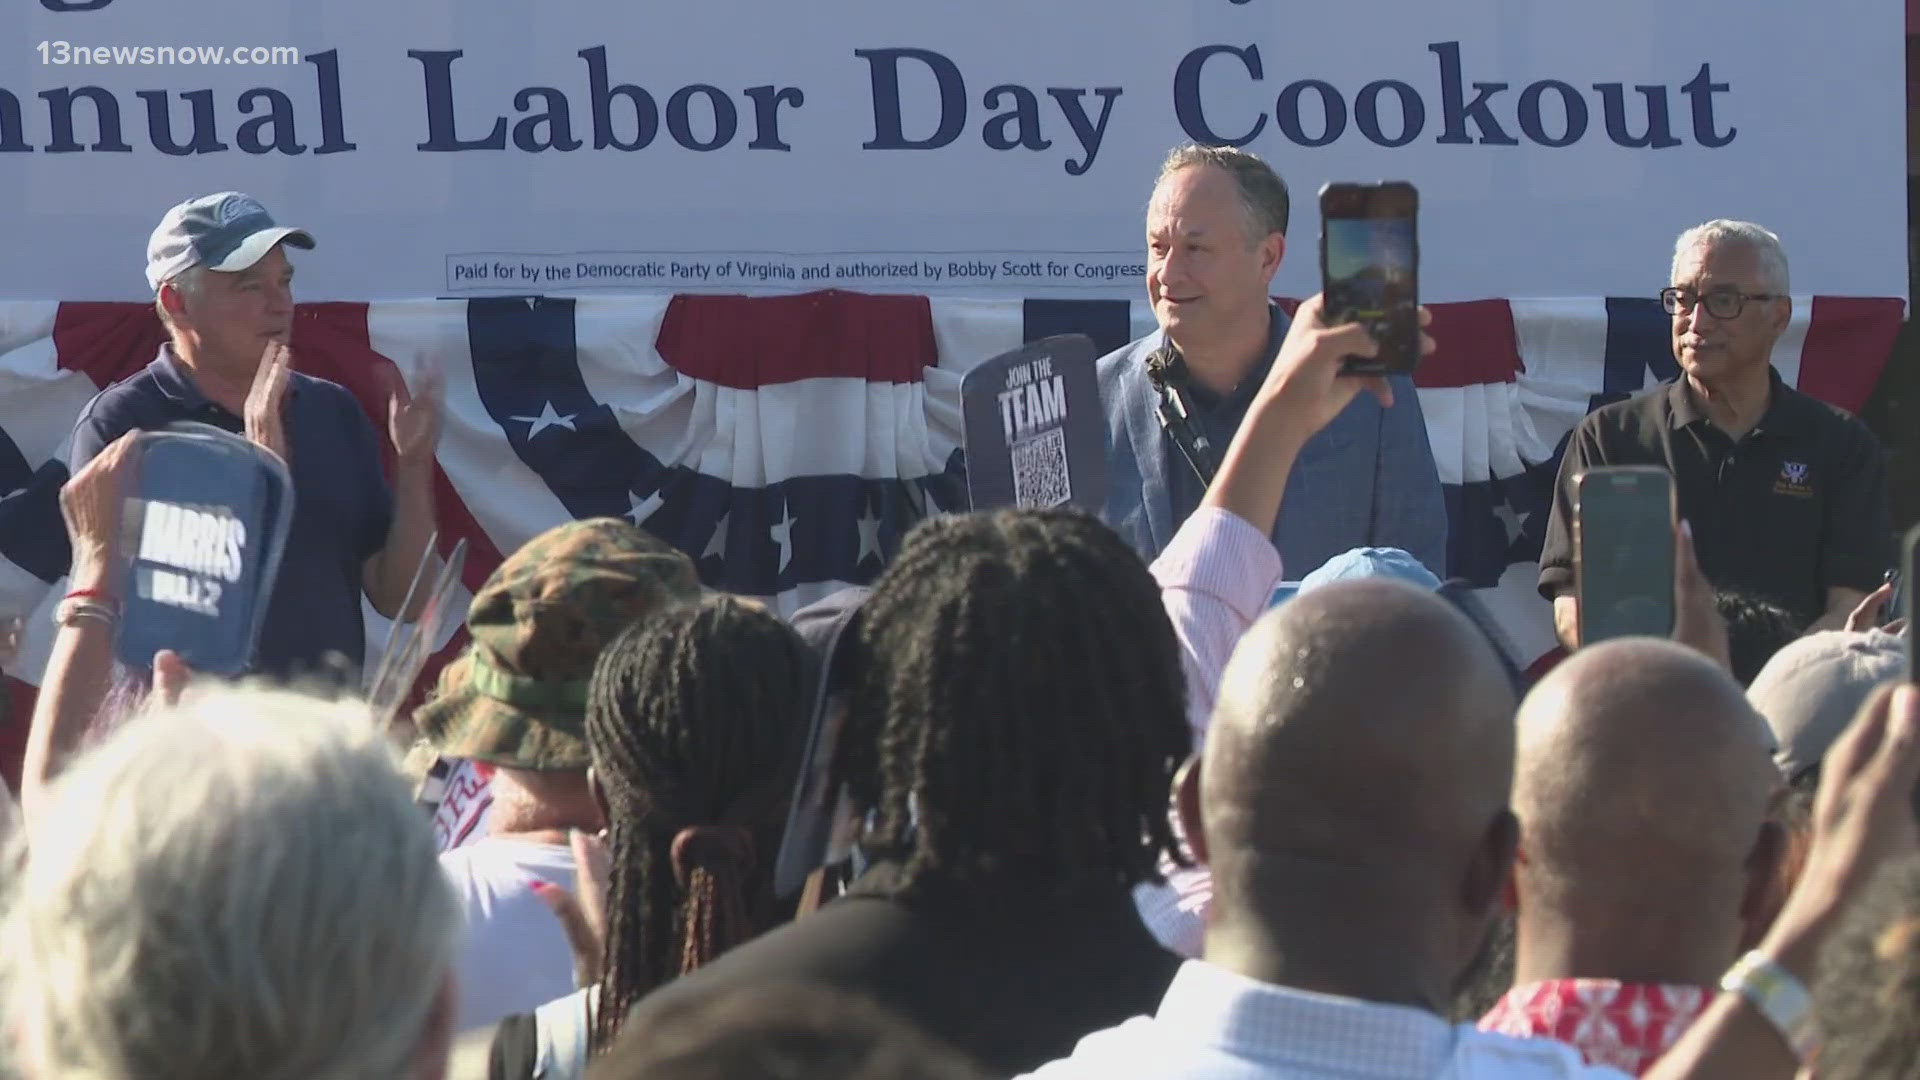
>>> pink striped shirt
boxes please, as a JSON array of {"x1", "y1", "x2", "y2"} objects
[{"x1": 1135, "y1": 506, "x2": 1284, "y2": 956}]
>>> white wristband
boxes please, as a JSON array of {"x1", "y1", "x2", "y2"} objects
[{"x1": 1720, "y1": 950, "x2": 1819, "y2": 1061}]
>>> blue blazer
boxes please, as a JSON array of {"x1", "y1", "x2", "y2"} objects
[{"x1": 1096, "y1": 310, "x2": 1450, "y2": 577}]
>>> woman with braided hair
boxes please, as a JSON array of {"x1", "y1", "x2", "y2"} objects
[
  {"x1": 583, "y1": 592, "x2": 811, "y2": 1043},
  {"x1": 621, "y1": 506, "x2": 1197, "y2": 1077},
  {"x1": 480, "y1": 593, "x2": 812, "y2": 1079}
]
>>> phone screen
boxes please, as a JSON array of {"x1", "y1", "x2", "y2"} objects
[
  {"x1": 1320, "y1": 182, "x2": 1419, "y2": 374},
  {"x1": 1576, "y1": 467, "x2": 1676, "y2": 645}
]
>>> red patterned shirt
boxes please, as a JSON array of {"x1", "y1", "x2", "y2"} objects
[{"x1": 1479, "y1": 980, "x2": 1712, "y2": 1076}]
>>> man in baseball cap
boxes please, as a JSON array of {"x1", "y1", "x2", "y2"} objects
[
  {"x1": 418, "y1": 517, "x2": 700, "y2": 1031},
  {"x1": 143, "y1": 191, "x2": 315, "y2": 290},
  {"x1": 61, "y1": 191, "x2": 444, "y2": 680}
]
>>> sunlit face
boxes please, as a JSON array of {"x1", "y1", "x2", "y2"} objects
[
  {"x1": 1146, "y1": 165, "x2": 1284, "y2": 346},
  {"x1": 1668, "y1": 241, "x2": 1789, "y2": 384},
  {"x1": 167, "y1": 243, "x2": 295, "y2": 375}
]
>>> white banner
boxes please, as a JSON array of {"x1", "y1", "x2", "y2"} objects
[{"x1": 1, "y1": 0, "x2": 1905, "y2": 302}]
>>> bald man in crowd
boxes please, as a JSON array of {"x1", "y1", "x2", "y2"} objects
[
  {"x1": 1482, "y1": 639, "x2": 1784, "y2": 1074},
  {"x1": 1028, "y1": 580, "x2": 1916, "y2": 1079},
  {"x1": 1028, "y1": 579, "x2": 1635, "y2": 1077}
]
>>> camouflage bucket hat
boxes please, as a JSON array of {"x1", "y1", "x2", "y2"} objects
[{"x1": 414, "y1": 517, "x2": 700, "y2": 771}]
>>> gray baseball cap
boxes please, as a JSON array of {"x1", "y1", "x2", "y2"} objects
[
  {"x1": 146, "y1": 192, "x2": 314, "y2": 291},
  {"x1": 1748, "y1": 629, "x2": 1908, "y2": 782}
]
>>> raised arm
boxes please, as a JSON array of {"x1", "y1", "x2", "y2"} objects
[
  {"x1": 21, "y1": 434, "x2": 137, "y2": 821},
  {"x1": 1644, "y1": 683, "x2": 1920, "y2": 1079},
  {"x1": 1154, "y1": 296, "x2": 1421, "y2": 742}
]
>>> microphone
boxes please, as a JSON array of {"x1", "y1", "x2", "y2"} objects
[
  {"x1": 1145, "y1": 343, "x2": 1175, "y2": 391},
  {"x1": 1146, "y1": 345, "x2": 1195, "y2": 420},
  {"x1": 1144, "y1": 343, "x2": 1216, "y2": 486}
]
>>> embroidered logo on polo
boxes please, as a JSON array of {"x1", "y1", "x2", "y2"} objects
[{"x1": 1774, "y1": 461, "x2": 1815, "y2": 498}]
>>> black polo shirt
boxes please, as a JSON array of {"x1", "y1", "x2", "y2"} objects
[
  {"x1": 69, "y1": 347, "x2": 394, "y2": 679},
  {"x1": 1537, "y1": 369, "x2": 1891, "y2": 626}
]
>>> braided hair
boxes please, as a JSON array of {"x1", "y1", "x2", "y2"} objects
[
  {"x1": 850, "y1": 507, "x2": 1191, "y2": 906},
  {"x1": 585, "y1": 594, "x2": 811, "y2": 1050}
]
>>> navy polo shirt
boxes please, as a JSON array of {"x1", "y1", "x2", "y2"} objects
[{"x1": 69, "y1": 347, "x2": 394, "y2": 679}]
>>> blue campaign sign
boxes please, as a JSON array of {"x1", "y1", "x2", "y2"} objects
[
  {"x1": 115, "y1": 424, "x2": 293, "y2": 675},
  {"x1": 961, "y1": 334, "x2": 1105, "y2": 512}
]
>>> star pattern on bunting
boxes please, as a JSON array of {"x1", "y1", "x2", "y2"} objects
[
  {"x1": 509, "y1": 401, "x2": 577, "y2": 439},
  {"x1": 2, "y1": 291, "x2": 1902, "y2": 688},
  {"x1": 856, "y1": 501, "x2": 883, "y2": 566},
  {"x1": 703, "y1": 510, "x2": 730, "y2": 561},
  {"x1": 1493, "y1": 502, "x2": 1528, "y2": 546},
  {"x1": 769, "y1": 501, "x2": 796, "y2": 573},
  {"x1": 626, "y1": 488, "x2": 664, "y2": 524}
]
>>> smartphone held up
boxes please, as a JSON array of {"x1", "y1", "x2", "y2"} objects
[
  {"x1": 1575, "y1": 465, "x2": 1677, "y2": 647},
  {"x1": 1319, "y1": 181, "x2": 1420, "y2": 375}
]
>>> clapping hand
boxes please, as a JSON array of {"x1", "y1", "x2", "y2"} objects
[
  {"x1": 244, "y1": 341, "x2": 294, "y2": 466},
  {"x1": 386, "y1": 360, "x2": 446, "y2": 470}
]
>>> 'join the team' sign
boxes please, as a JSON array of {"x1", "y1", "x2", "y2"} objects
[{"x1": 961, "y1": 334, "x2": 1105, "y2": 513}]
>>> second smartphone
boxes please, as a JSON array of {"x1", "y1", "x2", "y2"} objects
[
  {"x1": 1319, "y1": 181, "x2": 1420, "y2": 374},
  {"x1": 1574, "y1": 465, "x2": 1677, "y2": 646}
]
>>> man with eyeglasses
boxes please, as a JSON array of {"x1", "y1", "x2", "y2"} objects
[{"x1": 1537, "y1": 220, "x2": 1892, "y2": 647}]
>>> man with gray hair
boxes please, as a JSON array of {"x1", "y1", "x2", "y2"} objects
[
  {"x1": 1539, "y1": 221, "x2": 1892, "y2": 642},
  {"x1": 1, "y1": 685, "x2": 459, "y2": 1079},
  {"x1": 60, "y1": 191, "x2": 445, "y2": 681},
  {"x1": 1097, "y1": 143, "x2": 1448, "y2": 575}
]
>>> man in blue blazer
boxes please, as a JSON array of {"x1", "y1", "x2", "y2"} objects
[{"x1": 1099, "y1": 144, "x2": 1448, "y2": 575}]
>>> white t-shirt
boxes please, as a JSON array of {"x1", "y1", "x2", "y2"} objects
[
  {"x1": 429, "y1": 760, "x2": 495, "y2": 852},
  {"x1": 441, "y1": 837, "x2": 579, "y2": 1031}
]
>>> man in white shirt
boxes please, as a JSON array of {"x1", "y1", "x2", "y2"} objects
[
  {"x1": 1030, "y1": 575, "x2": 1623, "y2": 1079},
  {"x1": 1026, "y1": 546, "x2": 1920, "y2": 1080},
  {"x1": 413, "y1": 517, "x2": 700, "y2": 1031}
]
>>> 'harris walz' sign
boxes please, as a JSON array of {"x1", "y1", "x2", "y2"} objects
[
  {"x1": 133, "y1": 499, "x2": 248, "y2": 615},
  {"x1": 961, "y1": 334, "x2": 1105, "y2": 512},
  {"x1": 116, "y1": 425, "x2": 293, "y2": 675}
]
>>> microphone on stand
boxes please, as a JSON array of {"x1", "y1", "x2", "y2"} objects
[{"x1": 1145, "y1": 343, "x2": 1216, "y2": 487}]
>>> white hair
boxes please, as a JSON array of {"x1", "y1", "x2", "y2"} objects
[
  {"x1": 1, "y1": 685, "x2": 458, "y2": 1080},
  {"x1": 1672, "y1": 220, "x2": 1791, "y2": 294},
  {"x1": 152, "y1": 264, "x2": 208, "y2": 336}
]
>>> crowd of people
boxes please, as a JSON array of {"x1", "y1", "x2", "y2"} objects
[{"x1": 0, "y1": 143, "x2": 1914, "y2": 1079}]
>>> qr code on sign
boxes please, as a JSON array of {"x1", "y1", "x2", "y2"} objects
[{"x1": 1011, "y1": 428, "x2": 1071, "y2": 508}]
